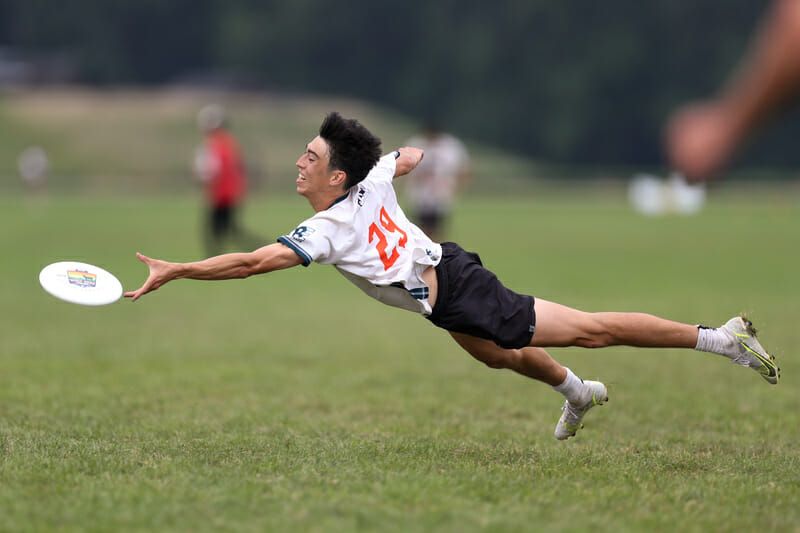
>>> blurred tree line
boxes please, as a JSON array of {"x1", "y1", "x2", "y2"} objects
[{"x1": 2, "y1": 0, "x2": 798, "y2": 170}]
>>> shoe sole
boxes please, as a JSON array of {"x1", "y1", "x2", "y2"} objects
[{"x1": 733, "y1": 317, "x2": 780, "y2": 385}]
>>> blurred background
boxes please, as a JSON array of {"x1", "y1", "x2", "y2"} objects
[{"x1": 1, "y1": 0, "x2": 799, "y2": 198}]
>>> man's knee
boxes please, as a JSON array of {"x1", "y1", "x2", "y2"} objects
[{"x1": 574, "y1": 313, "x2": 618, "y2": 348}]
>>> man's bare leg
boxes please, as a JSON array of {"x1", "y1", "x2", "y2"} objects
[
  {"x1": 449, "y1": 331, "x2": 566, "y2": 385},
  {"x1": 530, "y1": 299, "x2": 778, "y2": 384},
  {"x1": 530, "y1": 298, "x2": 698, "y2": 349}
]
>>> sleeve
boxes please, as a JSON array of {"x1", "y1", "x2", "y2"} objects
[
  {"x1": 277, "y1": 216, "x2": 334, "y2": 267},
  {"x1": 366, "y1": 153, "x2": 398, "y2": 184}
]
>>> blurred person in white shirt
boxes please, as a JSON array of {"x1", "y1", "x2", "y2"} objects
[{"x1": 404, "y1": 122, "x2": 471, "y2": 241}]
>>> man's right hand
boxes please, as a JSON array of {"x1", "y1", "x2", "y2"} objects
[{"x1": 124, "y1": 252, "x2": 175, "y2": 302}]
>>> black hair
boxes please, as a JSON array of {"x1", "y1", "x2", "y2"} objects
[{"x1": 319, "y1": 112, "x2": 382, "y2": 189}]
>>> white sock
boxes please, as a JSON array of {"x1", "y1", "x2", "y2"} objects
[
  {"x1": 552, "y1": 367, "x2": 590, "y2": 405},
  {"x1": 695, "y1": 326, "x2": 734, "y2": 356}
]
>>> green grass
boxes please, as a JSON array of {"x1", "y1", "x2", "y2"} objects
[{"x1": 1, "y1": 188, "x2": 798, "y2": 532}]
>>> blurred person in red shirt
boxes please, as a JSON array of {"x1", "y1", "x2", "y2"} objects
[{"x1": 195, "y1": 104, "x2": 263, "y2": 255}]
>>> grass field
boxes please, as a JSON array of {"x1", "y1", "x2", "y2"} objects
[{"x1": 1, "y1": 187, "x2": 798, "y2": 532}]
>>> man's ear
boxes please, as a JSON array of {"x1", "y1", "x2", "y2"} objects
[{"x1": 330, "y1": 170, "x2": 347, "y2": 187}]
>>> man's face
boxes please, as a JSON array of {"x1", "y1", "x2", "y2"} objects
[{"x1": 295, "y1": 136, "x2": 339, "y2": 198}]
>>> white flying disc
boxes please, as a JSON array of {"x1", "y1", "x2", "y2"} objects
[{"x1": 39, "y1": 261, "x2": 123, "y2": 306}]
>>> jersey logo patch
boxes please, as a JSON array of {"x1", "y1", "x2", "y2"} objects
[{"x1": 291, "y1": 226, "x2": 315, "y2": 242}]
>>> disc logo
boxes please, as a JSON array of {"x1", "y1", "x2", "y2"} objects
[{"x1": 67, "y1": 269, "x2": 97, "y2": 288}]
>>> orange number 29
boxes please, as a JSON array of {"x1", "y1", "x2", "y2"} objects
[{"x1": 368, "y1": 206, "x2": 408, "y2": 270}]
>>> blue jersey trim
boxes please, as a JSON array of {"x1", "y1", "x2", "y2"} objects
[
  {"x1": 277, "y1": 236, "x2": 312, "y2": 267},
  {"x1": 327, "y1": 191, "x2": 350, "y2": 209}
]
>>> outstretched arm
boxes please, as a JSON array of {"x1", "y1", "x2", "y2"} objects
[
  {"x1": 393, "y1": 147, "x2": 424, "y2": 178},
  {"x1": 666, "y1": 0, "x2": 800, "y2": 181},
  {"x1": 124, "y1": 242, "x2": 303, "y2": 301}
]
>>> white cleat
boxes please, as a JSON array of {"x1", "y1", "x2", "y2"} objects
[
  {"x1": 720, "y1": 316, "x2": 780, "y2": 385},
  {"x1": 554, "y1": 380, "x2": 608, "y2": 441}
]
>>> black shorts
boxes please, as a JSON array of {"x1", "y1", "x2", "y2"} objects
[{"x1": 426, "y1": 242, "x2": 536, "y2": 349}]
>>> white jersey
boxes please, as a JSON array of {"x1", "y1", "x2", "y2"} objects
[
  {"x1": 404, "y1": 133, "x2": 469, "y2": 211},
  {"x1": 278, "y1": 153, "x2": 442, "y2": 315}
]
